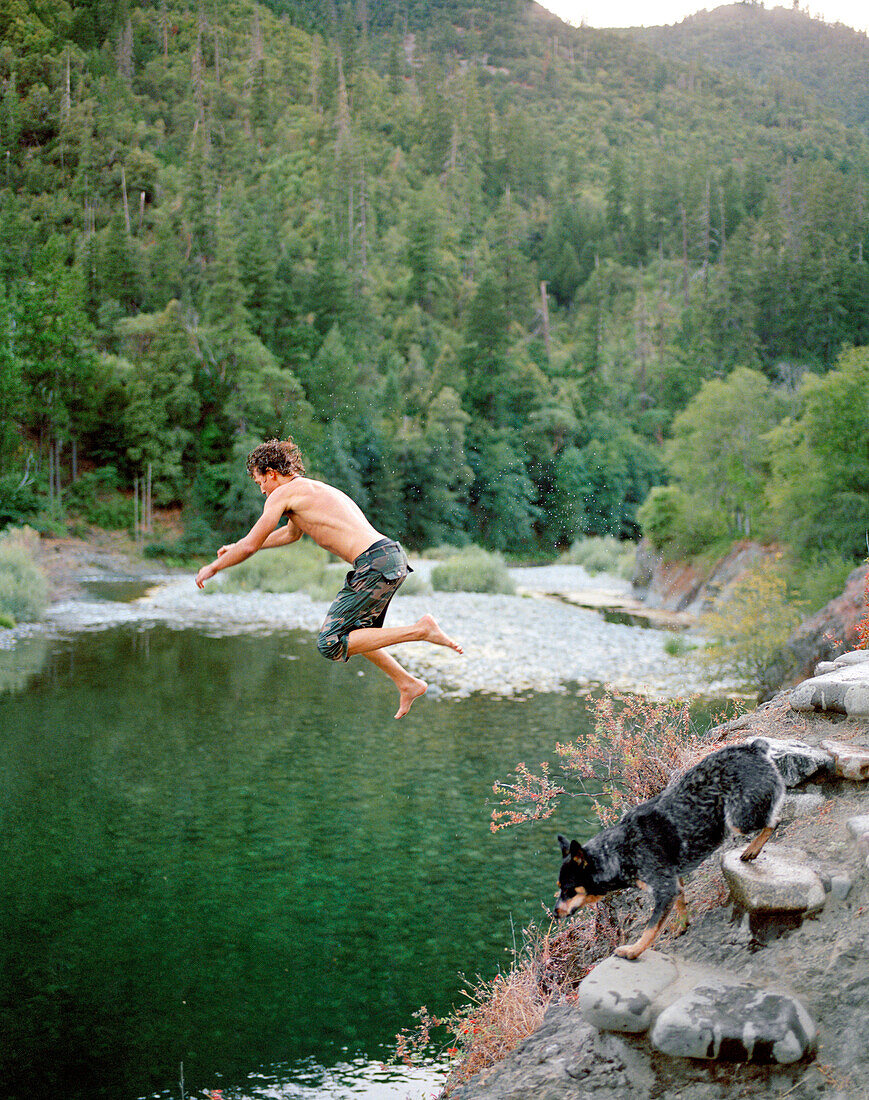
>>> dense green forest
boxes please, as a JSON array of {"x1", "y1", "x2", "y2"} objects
[
  {"x1": 632, "y1": 3, "x2": 869, "y2": 132},
  {"x1": 0, "y1": 0, "x2": 867, "y2": 571}
]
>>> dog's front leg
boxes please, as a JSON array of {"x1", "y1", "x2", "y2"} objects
[
  {"x1": 740, "y1": 826, "x2": 775, "y2": 862},
  {"x1": 672, "y1": 878, "x2": 689, "y2": 936},
  {"x1": 615, "y1": 884, "x2": 677, "y2": 960}
]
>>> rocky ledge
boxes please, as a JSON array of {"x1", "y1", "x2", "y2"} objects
[{"x1": 451, "y1": 672, "x2": 869, "y2": 1100}]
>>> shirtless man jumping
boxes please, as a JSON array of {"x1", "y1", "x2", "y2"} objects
[{"x1": 195, "y1": 437, "x2": 462, "y2": 718}]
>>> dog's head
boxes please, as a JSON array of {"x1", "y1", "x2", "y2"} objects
[{"x1": 554, "y1": 834, "x2": 604, "y2": 918}]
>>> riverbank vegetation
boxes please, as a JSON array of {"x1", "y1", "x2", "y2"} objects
[
  {"x1": 430, "y1": 547, "x2": 516, "y2": 594},
  {"x1": 698, "y1": 555, "x2": 806, "y2": 688},
  {"x1": 216, "y1": 539, "x2": 342, "y2": 599},
  {"x1": 0, "y1": 1, "x2": 866, "y2": 593},
  {"x1": 0, "y1": 528, "x2": 48, "y2": 625},
  {"x1": 559, "y1": 535, "x2": 636, "y2": 579}
]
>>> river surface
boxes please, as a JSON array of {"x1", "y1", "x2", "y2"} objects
[{"x1": 1, "y1": 619, "x2": 611, "y2": 1100}]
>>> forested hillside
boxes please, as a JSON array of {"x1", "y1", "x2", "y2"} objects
[
  {"x1": 631, "y1": 3, "x2": 869, "y2": 132},
  {"x1": 1, "y1": 0, "x2": 867, "y2": 571}
]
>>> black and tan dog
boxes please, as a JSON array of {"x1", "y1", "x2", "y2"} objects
[{"x1": 555, "y1": 739, "x2": 785, "y2": 959}]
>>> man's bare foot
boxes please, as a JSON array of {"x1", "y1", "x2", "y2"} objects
[
  {"x1": 417, "y1": 614, "x2": 463, "y2": 654},
  {"x1": 395, "y1": 677, "x2": 427, "y2": 719}
]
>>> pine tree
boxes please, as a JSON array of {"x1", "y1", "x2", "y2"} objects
[{"x1": 0, "y1": 289, "x2": 23, "y2": 471}]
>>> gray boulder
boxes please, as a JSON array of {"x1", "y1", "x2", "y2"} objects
[
  {"x1": 721, "y1": 845, "x2": 826, "y2": 915},
  {"x1": 816, "y1": 650, "x2": 869, "y2": 673},
  {"x1": 791, "y1": 661, "x2": 869, "y2": 718},
  {"x1": 779, "y1": 791, "x2": 827, "y2": 821},
  {"x1": 449, "y1": 1003, "x2": 657, "y2": 1100},
  {"x1": 649, "y1": 982, "x2": 817, "y2": 1064},
  {"x1": 820, "y1": 739, "x2": 869, "y2": 781},
  {"x1": 751, "y1": 737, "x2": 834, "y2": 787},
  {"x1": 577, "y1": 951, "x2": 678, "y2": 1033}
]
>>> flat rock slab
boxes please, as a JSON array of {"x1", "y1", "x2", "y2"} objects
[
  {"x1": 791, "y1": 659, "x2": 869, "y2": 717},
  {"x1": 578, "y1": 951, "x2": 678, "y2": 1032},
  {"x1": 815, "y1": 650, "x2": 869, "y2": 673},
  {"x1": 819, "y1": 739, "x2": 869, "y2": 781},
  {"x1": 722, "y1": 844, "x2": 826, "y2": 914},
  {"x1": 649, "y1": 982, "x2": 817, "y2": 1064},
  {"x1": 758, "y1": 738, "x2": 834, "y2": 786}
]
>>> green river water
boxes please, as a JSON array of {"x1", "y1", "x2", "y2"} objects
[{"x1": 0, "y1": 619, "x2": 608, "y2": 1100}]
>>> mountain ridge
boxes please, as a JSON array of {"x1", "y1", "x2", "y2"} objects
[{"x1": 626, "y1": 3, "x2": 869, "y2": 130}]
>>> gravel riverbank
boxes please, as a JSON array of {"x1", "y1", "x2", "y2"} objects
[{"x1": 25, "y1": 558, "x2": 737, "y2": 700}]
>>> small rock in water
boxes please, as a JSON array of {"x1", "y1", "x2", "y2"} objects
[{"x1": 649, "y1": 982, "x2": 817, "y2": 1064}]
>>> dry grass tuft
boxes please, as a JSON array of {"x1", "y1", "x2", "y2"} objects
[{"x1": 394, "y1": 900, "x2": 630, "y2": 1096}]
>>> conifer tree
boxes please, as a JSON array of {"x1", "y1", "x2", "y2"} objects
[{"x1": 0, "y1": 289, "x2": 23, "y2": 471}]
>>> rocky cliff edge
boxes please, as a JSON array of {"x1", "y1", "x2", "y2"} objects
[{"x1": 451, "y1": 675, "x2": 869, "y2": 1100}]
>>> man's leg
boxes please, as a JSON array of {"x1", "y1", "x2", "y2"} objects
[
  {"x1": 363, "y1": 649, "x2": 428, "y2": 719},
  {"x1": 346, "y1": 614, "x2": 462, "y2": 658}
]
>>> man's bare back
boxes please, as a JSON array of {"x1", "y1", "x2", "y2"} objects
[
  {"x1": 194, "y1": 439, "x2": 462, "y2": 718},
  {"x1": 271, "y1": 476, "x2": 384, "y2": 564}
]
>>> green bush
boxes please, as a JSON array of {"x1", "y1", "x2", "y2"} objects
[
  {"x1": 0, "y1": 612, "x2": 15, "y2": 629},
  {"x1": 559, "y1": 536, "x2": 636, "y2": 579},
  {"x1": 636, "y1": 486, "x2": 683, "y2": 552},
  {"x1": 700, "y1": 555, "x2": 804, "y2": 690},
  {"x1": 637, "y1": 485, "x2": 727, "y2": 559},
  {"x1": 418, "y1": 543, "x2": 467, "y2": 559},
  {"x1": 217, "y1": 541, "x2": 344, "y2": 600},
  {"x1": 0, "y1": 475, "x2": 39, "y2": 531},
  {"x1": 65, "y1": 470, "x2": 133, "y2": 530},
  {"x1": 144, "y1": 515, "x2": 221, "y2": 563},
  {"x1": 0, "y1": 527, "x2": 49, "y2": 623},
  {"x1": 395, "y1": 570, "x2": 432, "y2": 597},
  {"x1": 431, "y1": 547, "x2": 516, "y2": 594},
  {"x1": 786, "y1": 551, "x2": 857, "y2": 614},
  {"x1": 663, "y1": 633, "x2": 695, "y2": 657},
  {"x1": 30, "y1": 507, "x2": 68, "y2": 538}
]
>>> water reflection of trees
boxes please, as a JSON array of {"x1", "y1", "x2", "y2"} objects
[{"x1": 0, "y1": 636, "x2": 49, "y2": 693}]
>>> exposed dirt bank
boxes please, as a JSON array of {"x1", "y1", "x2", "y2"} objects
[{"x1": 33, "y1": 531, "x2": 177, "y2": 600}]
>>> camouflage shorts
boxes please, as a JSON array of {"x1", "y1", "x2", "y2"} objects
[{"x1": 317, "y1": 539, "x2": 412, "y2": 662}]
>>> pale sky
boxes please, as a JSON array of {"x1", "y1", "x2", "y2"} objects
[{"x1": 538, "y1": 0, "x2": 869, "y2": 33}]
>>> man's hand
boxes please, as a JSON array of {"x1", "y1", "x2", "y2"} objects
[
  {"x1": 195, "y1": 562, "x2": 217, "y2": 589},
  {"x1": 217, "y1": 545, "x2": 232, "y2": 557}
]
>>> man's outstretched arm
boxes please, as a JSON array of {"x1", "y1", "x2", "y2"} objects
[
  {"x1": 217, "y1": 517, "x2": 301, "y2": 556},
  {"x1": 195, "y1": 493, "x2": 291, "y2": 587}
]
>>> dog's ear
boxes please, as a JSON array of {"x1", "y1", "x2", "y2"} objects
[
  {"x1": 558, "y1": 835, "x2": 587, "y2": 864},
  {"x1": 569, "y1": 839, "x2": 587, "y2": 865}
]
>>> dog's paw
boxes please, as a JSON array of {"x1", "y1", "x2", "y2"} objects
[{"x1": 614, "y1": 944, "x2": 643, "y2": 960}]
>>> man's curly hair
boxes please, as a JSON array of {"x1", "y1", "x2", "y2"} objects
[{"x1": 246, "y1": 438, "x2": 306, "y2": 478}]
